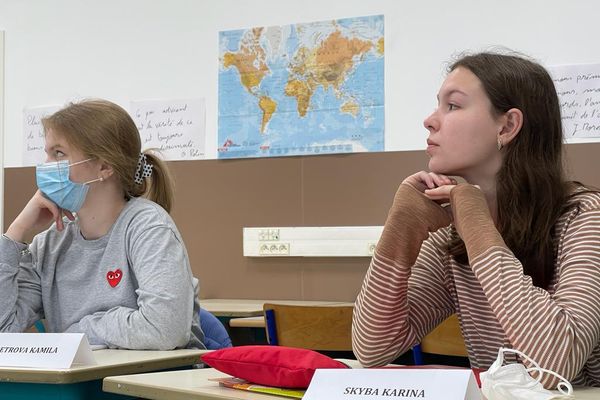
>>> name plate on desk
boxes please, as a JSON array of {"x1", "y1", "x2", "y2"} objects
[
  {"x1": 0, "y1": 333, "x2": 95, "y2": 369},
  {"x1": 304, "y1": 369, "x2": 481, "y2": 400}
]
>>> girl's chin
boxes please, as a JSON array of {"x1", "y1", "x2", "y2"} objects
[
  {"x1": 428, "y1": 161, "x2": 447, "y2": 174},
  {"x1": 428, "y1": 163, "x2": 458, "y2": 177}
]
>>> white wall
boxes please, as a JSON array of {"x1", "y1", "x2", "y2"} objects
[
  {"x1": 0, "y1": 30, "x2": 4, "y2": 228},
  {"x1": 0, "y1": 0, "x2": 598, "y2": 167}
]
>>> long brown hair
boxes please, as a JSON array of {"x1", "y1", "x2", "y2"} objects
[
  {"x1": 448, "y1": 52, "x2": 569, "y2": 289},
  {"x1": 42, "y1": 99, "x2": 175, "y2": 212}
]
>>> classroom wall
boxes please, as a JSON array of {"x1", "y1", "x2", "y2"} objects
[
  {"x1": 2, "y1": 1, "x2": 600, "y2": 301},
  {"x1": 5, "y1": 144, "x2": 600, "y2": 301},
  {"x1": 1, "y1": 0, "x2": 599, "y2": 167},
  {"x1": 0, "y1": 31, "x2": 4, "y2": 229}
]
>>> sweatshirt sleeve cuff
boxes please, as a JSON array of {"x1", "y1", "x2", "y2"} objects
[
  {"x1": 449, "y1": 184, "x2": 507, "y2": 259},
  {"x1": 0, "y1": 234, "x2": 28, "y2": 268},
  {"x1": 464, "y1": 225, "x2": 506, "y2": 260}
]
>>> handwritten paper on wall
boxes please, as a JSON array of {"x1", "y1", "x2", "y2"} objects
[
  {"x1": 130, "y1": 98, "x2": 206, "y2": 161},
  {"x1": 22, "y1": 105, "x2": 60, "y2": 167},
  {"x1": 548, "y1": 63, "x2": 600, "y2": 138}
]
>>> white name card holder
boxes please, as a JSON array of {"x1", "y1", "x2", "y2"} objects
[
  {"x1": 304, "y1": 368, "x2": 481, "y2": 400},
  {"x1": 0, "y1": 333, "x2": 96, "y2": 369}
]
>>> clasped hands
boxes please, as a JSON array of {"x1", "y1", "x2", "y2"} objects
[
  {"x1": 397, "y1": 171, "x2": 486, "y2": 238},
  {"x1": 378, "y1": 171, "x2": 491, "y2": 262},
  {"x1": 403, "y1": 170, "x2": 458, "y2": 206}
]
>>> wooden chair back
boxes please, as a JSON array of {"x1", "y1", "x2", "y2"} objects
[
  {"x1": 263, "y1": 303, "x2": 354, "y2": 351},
  {"x1": 420, "y1": 314, "x2": 467, "y2": 357}
]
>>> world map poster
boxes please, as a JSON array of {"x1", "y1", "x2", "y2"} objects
[{"x1": 217, "y1": 15, "x2": 384, "y2": 159}]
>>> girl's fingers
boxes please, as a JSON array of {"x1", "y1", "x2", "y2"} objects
[
  {"x1": 64, "y1": 210, "x2": 75, "y2": 221},
  {"x1": 55, "y1": 214, "x2": 64, "y2": 231},
  {"x1": 424, "y1": 185, "x2": 455, "y2": 200},
  {"x1": 39, "y1": 196, "x2": 64, "y2": 231},
  {"x1": 51, "y1": 208, "x2": 64, "y2": 231},
  {"x1": 403, "y1": 171, "x2": 458, "y2": 192},
  {"x1": 430, "y1": 174, "x2": 446, "y2": 187},
  {"x1": 403, "y1": 171, "x2": 431, "y2": 191},
  {"x1": 422, "y1": 173, "x2": 436, "y2": 189},
  {"x1": 431, "y1": 173, "x2": 456, "y2": 187}
]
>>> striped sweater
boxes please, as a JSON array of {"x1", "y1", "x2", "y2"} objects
[{"x1": 352, "y1": 187, "x2": 600, "y2": 388}]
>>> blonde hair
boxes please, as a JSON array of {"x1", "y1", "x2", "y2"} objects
[{"x1": 42, "y1": 99, "x2": 175, "y2": 212}]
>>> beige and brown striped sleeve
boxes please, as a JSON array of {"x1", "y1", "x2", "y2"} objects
[
  {"x1": 465, "y1": 194, "x2": 600, "y2": 387},
  {"x1": 352, "y1": 184, "x2": 454, "y2": 367},
  {"x1": 352, "y1": 232, "x2": 454, "y2": 367}
]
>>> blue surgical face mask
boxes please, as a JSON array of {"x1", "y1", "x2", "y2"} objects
[{"x1": 36, "y1": 159, "x2": 100, "y2": 212}]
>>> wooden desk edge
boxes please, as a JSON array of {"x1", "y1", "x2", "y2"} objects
[
  {"x1": 0, "y1": 353, "x2": 204, "y2": 384},
  {"x1": 208, "y1": 310, "x2": 264, "y2": 318},
  {"x1": 103, "y1": 369, "x2": 279, "y2": 400},
  {"x1": 228, "y1": 316, "x2": 265, "y2": 328}
]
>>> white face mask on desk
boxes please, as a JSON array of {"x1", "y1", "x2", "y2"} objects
[{"x1": 480, "y1": 347, "x2": 573, "y2": 400}]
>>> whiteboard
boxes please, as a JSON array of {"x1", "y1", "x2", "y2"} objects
[{"x1": 0, "y1": 0, "x2": 599, "y2": 167}]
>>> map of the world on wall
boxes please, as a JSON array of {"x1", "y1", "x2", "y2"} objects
[{"x1": 217, "y1": 15, "x2": 384, "y2": 159}]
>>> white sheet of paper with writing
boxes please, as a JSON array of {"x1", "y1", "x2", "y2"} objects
[
  {"x1": 22, "y1": 105, "x2": 60, "y2": 167},
  {"x1": 548, "y1": 63, "x2": 600, "y2": 139},
  {"x1": 0, "y1": 333, "x2": 95, "y2": 369},
  {"x1": 130, "y1": 98, "x2": 206, "y2": 161}
]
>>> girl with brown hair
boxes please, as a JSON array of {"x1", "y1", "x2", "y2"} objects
[
  {"x1": 352, "y1": 52, "x2": 600, "y2": 388},
  {"x1": 0, "y1": 99, "x2": 205, "y2": 350}
]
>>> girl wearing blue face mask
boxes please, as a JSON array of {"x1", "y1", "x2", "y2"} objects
[{"x1": 0, "y1": 99, "x2": 205, "y2": 350}]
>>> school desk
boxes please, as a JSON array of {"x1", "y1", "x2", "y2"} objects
[
  {"x1": 103, "y1": 367, "x2": 600, "y2": 400},
  {"x1": 0, "y1": 348, "x2": 208, "y2": 400},
  {"x1": 103, "y1": 367, "x2": 290, "y2": 400},
  {"x1": 200, "y1": 298, "x2": 353, "y2": 318}
]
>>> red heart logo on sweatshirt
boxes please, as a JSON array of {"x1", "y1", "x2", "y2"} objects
[{"x1": 106, "y1": 269, "x2": 123, "y2": 287}]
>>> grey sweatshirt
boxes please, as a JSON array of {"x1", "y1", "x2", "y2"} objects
[{"x1": 0, "y1": 197, "x2": 205, "y2": 350}]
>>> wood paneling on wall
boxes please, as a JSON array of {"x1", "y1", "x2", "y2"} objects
[{"x1": 4, "y1": 144, "x2": 599, "y2": 302}]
